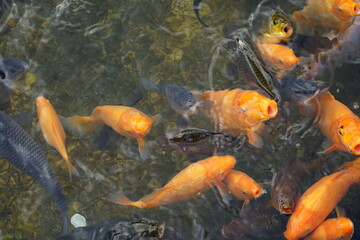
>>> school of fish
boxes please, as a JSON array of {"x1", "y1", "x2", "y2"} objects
[{"x1": 2, "y1": 0, "x2": 360, "y2": 239}]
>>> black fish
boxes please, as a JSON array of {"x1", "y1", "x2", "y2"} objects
[
  {"x1": 228, "y1": 28, "x2": 281, "y2": 102},
  {"x1": 274, "y1": 76, "x2": 319, "y2": 103},
  {"x1": 156, "y1": 127, "x2": 242, "y2": 156},
  {"x1": 0, "y1": 111, "x2": 68, "y2": 234},
  {"x1": 56, "y1": 217, "x2": 164, "y2": 240},
  {"x1": 0, "y1": 58, "x2": 28, "y2": 110},
  {"x1": 193, "y1": 0, "x2": 209, "y2": 28}
]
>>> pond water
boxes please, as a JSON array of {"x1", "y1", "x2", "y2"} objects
[{"x1": 0, "y1": 0, "x2": 360, "y2": 239}]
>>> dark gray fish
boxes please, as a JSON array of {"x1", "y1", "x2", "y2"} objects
[
  {"x1": 271, "y1": 157, "x2": 327, "y2": 215},
  {"x1": 227, "y1": 28, "x2": 281, "y2": 102},
  {"x1": 193, "y1": 0, "x2": 209, "y2": 28},
  {"x1": 0, "y1": 58, "x2": 28, "y2": 110},
  {"x1": 0, "y1": 111, "x2": 68, "y2": 235},
  {"x1": 56, "y1": 217, "x2": 164, "y2": 240},
  {"x1": 0, "y1": 81, "x2": 11, "y2": 110},
  {"x1": 156, "y1": 127, "x2": 242, "y2": 156},
  {"x1": 0, "y1": 0, "x2": 13, "y2": 20},
  {"x1": 140, "y1": 77, "x2": 200, "y2": 116},
  {"x1": 274, "y1": 76, "x2": 319, "y2": 103},
  {"x1": 289, "y1": 34, "x2": 338, "y2": 55},
  {"x1": 0, "y1": 58, "x2": 28, "y2": 87},
  {"x1": 222, "y1": 205, "x2": 288, "y2": 240}
]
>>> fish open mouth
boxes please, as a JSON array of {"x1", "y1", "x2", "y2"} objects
[
  {"x1": 355, "y1": 5, "x2": 360, "y2": 15},
  {"x1": 266, "y1": 102, "x2": 278, "y2": 118},
  {"x1": 351, "y1": 144, "x2": 360, "y2": 155}
]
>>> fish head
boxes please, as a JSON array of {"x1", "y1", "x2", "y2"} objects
[
  {"x1": 241, "y1": 180, "x2": 264, "y2": 200},
  {"x1": 131, "y1": 112, "x2": 155, "y2": 137},
  {"x1": 203, "y1": 156, "x2": 236, "y2": 180},
  {"x1": 335, "y1": 217, "x2": 354, "y2": 239},
  {"x1": 35, "y1": 96, "x2": 50, "y2": 108},
  {"x1": 249, "y1": 3, "x2": 294, "y2": 44},
  {"x1": 332, "y1": 0, "x2": 360, "y2": 21},
  {"x1": 268, "y1": 9, "x2": 294, "y2": 42},
  {"x1": 173, "y1": 91, "x2": 196, "y2": 115},
  {"x1": 279, "y1": 77, "x2": 319, "y2": 102},
  {"x1": 337, "y1": 116, "x2": 360, "y2": 155},
  {"x1": 0, "y1": 58, "x2": 28, "y2": 87},
  {"x1": 274, "y1": 193, "x2": 295, "y2": 215},
  {"x1": 238, "y1": 91, "x2": 278, "y2": 120}
]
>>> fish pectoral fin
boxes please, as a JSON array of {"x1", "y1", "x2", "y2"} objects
[
  {"x1": 137, "y1": 138, "x2": 155, "y2": 160},
  {"x1": 247, "y1": 131, "x2": 264, "y2": 148},
  {"x1": 335, "y1": 206, "x2": 346, "y2": 218},
  {"x1": 317, "y1": 144, "x2": 338, "y2": 154},
  {"x1": 151, "y1": 114, "x2": 162, "y2": 126},
  {"x1": 214, "y1": 181, "x2": 232, "y2": 205}
]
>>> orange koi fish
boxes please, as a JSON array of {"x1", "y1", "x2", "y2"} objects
[
  {"x1": 301, "y1": 91, "x2": 360, "y2": 155},
  {"x1": 292, "y1": 0, "x2": 360, "y2": 33},
  {"x1": 257, "y1": 43, "x2": 299, "y2": 73},
  {"x1": 62, "y1": 105, "x2": 158, "y2": 159},
  {"x1": 304, "y1": 217, "x2": 354, "y2": 240},
  {"x1": 223, "y1": 170, "x2": 264, "y2": 200},
  {"x1": 107, "y1": 155, "x2": 236, "y2": 208},
  {"x1": 36, "y1": 96, "x2": 79, "y2": 177},
  {"x1": 200, "y1": 89, "x2": 278, "y2": 148},
  {"x1": 283, "y1": 166, "x2": 360, "y2": 240}
]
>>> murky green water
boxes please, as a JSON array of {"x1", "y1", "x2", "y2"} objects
[{"x1": 0, "y1": 0, "x2": 360, "y2": 239}]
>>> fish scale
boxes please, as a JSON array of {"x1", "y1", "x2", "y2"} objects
[{"x1": 0, "y1": 111, "x2": 68, "y2": 235}]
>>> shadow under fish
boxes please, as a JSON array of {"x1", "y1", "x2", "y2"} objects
[
  {"x1": 56, "y1": 216, "x2": 164, "y2": 240},
  {"x1": 156, "y1": 127, "x2": 243, "y2": 159},
  {"x1": 0, "y1": 111, "x2": 68, "y2": 235},
  {"x1": 0, "y1": 58, "x2": 28, "y2": 110}
]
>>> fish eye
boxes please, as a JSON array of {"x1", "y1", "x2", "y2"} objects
[
  {"x1": 339, "y1": 126, "x2": 344, "y2": 135},
  {"x1": 242, "y1": 190, "x2": 247, "y2": 195}
]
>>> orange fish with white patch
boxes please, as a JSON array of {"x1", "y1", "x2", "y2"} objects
[
  {"x1": 61, "y1": 105, "x2": 158, "y2": 159},
  {"x1": 304, "y1": 217, "x2": 354, "y2": 240},
  {"x1": 301, "y1": 91, "x2": 360, "y2": 155},
  {"x1": 292, "y1": 0, "x2": 360, "y2": 33},
  {"x1": 107, "y1": 155, "x2": 236, "y2": 208},
  {"x1": 223, "y1": 170, "x2": 264, "y2": 201},
  {"x1": 257, "y1": 43, "x2": 299, "y2": 73},
  {"x1": 36, "y1": 96, "x2": 78, "y2": 177},
  {"x1": 200, "y1": 89, "x2": 278, "y2": 148},
  {"x1": 283, "y1": 166, "x2": 360, "y2": 240}
]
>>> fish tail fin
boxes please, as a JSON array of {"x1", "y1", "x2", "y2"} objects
[
  {"x1": 247, "y1": 131, "x2": 264, "y2": 148},
  {"x1": 139, "y1": 77, "x2": 160, "y2": 93},
  {"x1": 107, "y1": 191, "x2": 145, "y2": 208},
  {"x1": 62, "y1": 154, "x2": 79, "y2": 178},
  {"x1": 137, "y1": 138, "x2": 155, "y2": 160},
  {"x1": 59, "y1": 115, "x2": 100, "y2": 135},
  {"x1": 61, "y1": 211, "x2": 69, "y2": 235}
]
